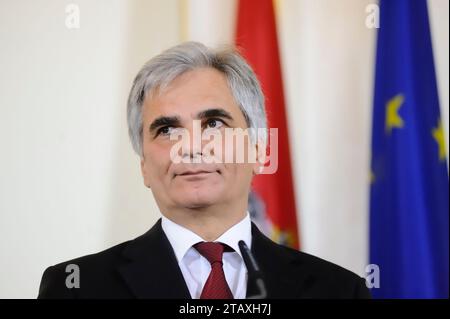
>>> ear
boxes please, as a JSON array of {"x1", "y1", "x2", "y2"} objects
[
  {"x1": 252, "y1": 140, "x2": 266, "y2": 175},
  {"x1": 140, "y1": 157, "x2": 151, "y2": 188}
]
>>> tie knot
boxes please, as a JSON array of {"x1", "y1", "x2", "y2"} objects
[{"x1": 194, "y1": 242, "x2": 229, "y2": 265}]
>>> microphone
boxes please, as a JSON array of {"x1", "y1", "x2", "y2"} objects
[{"x1": 238, "y1": 240, "x2": 267, "y2": 299}]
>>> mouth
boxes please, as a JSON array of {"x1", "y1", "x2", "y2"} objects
[{"x1": 175, "y1": 170, "x2": 221, "y2": 179}]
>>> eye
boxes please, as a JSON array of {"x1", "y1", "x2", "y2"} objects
[
  {"x1": 205, "y1": 118, "x2": 224, "y2": 129},
  {"x1": 157, "y1": 126, "x2": 175, "y2": 136}
]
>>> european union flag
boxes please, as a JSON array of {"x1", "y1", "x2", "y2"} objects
[{"x1": 370, "y1": 0, "x2": 449, "y2": 298}]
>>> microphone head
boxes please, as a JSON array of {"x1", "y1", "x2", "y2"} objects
[
  {"x1": 238, "y1": 240, "x2": 267, "y2": 299},
  {"x1": 238, "y1": 240, "x2": 260, "y2": 272},
  {"x1": 238, "y1": 240, "x2": 248, "y2": 254}
]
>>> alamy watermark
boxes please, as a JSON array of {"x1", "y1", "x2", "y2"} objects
[
  {"x1": 166, "y1": 120, "x2": 278, "y2": 175},
  {"x1": 365, "y1": 264, "x2": 380, "y2": 289},
  {"x1": 365, "y1": 4, "x2": 380, "y2": 29},
  {"x1": 65, "y1": 264, "x2": 80, "y2": 289},
  {"x1": 65, "y1": 4, "x2": 80, "y2": 29}
]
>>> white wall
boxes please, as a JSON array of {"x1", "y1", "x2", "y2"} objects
[
  {"x1": 277, "y1": 0, "x2": 377, "y2": 275},
  {"x1": 0, "y1": 0, "x2": 448, "y2": 298},
  {"x1": 0, "y1": 0, "x2": 180, "y2": 298}
]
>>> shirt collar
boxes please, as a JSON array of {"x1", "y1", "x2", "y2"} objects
[
  {"x1": 215, "y1": 214, "x2": 252, "y2": 259},
  {"x1": 161, "y1": 213, "x2": 252, "y2": 263}
]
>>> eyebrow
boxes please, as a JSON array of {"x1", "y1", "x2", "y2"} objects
[
  {"x1": 148, "y1": 108, "x2": 234, "y2": 135},
  {"x1": 196, "y1": 108, "x2": 234, "y2": 121},
  {"x1": 149, "y1": 116, "x2": 180, "y2": 135}
]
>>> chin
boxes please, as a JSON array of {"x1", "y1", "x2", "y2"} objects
[{"x1": 174, "y1": 187, "x2": 223, "y2": 209}]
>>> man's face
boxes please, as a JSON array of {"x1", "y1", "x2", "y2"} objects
[{"x1": 140, "y1": 67, "x2": 259, "y2": 212}]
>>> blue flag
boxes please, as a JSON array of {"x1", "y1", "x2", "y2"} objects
[{"x1": 370, "y1": 0, "x2": 449, "y2": 298}]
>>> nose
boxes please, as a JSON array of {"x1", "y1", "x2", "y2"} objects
[
  {"x1": 180, "y1": 120, "x2": 204, "y2": 162},
  {"x1": 181, "y1": 147, "x2": 202, "y2": 161}
]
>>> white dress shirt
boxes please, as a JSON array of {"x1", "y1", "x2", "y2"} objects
[{"x1": 161, "y1": 213, "x2": 252, "y2": 299}]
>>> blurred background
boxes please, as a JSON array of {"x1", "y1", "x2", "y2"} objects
[{"x1": 0, "y1": 0, "x2": 448, "y2": 298}]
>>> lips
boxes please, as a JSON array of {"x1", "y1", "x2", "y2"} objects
[
  {"x1": 178, "y1": 170, "x2": 213, "y2": 176},
  {"x1": 172, "y1": 165, "x2": 222, "y2": 179},
  {"x1": 173, "y1": 167, "x2": 222, "y2": 179}
]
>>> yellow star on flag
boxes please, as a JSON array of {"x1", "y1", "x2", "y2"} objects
[
  {"x1": 386, "y1": 94, "x2": 405, "y2": 134},
  {"x1": 432, "y1": 119, "x2": 447, "y2": 161}
]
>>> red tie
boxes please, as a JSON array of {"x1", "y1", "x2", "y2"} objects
[{"x1": 194, "y1": 242, "x2": 234, "y2": 299}]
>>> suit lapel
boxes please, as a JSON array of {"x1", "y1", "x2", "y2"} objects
[
  {"x1": 249, "y1": 223, "x2": 312, "y2": 298},
  {"x1": 118, "y1": 219, "x2": 312, "y2": 299},
  {"x1": 117, "y1": 219, "x2": 191, "y2": 299}
]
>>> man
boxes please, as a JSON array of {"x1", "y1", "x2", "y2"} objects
[{"x1": 38, "y1": 42, "x2": 371, "y2": 299}]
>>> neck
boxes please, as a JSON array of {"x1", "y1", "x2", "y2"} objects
[{"x1": 161, "y1": 201, "x2": 248, "y2": 241}]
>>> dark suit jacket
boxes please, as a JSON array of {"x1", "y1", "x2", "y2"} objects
[{"x1": 38, "y1": 219, "x2": 371, "y2": 299}]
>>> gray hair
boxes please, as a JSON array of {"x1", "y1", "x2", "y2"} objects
[{"x1": 127, "y1": 41, "x2": 267, "y2": 157}]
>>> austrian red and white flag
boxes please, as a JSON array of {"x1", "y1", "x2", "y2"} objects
[{"x1": 236, "y1": 0, "x2": 299, "y2": 249}]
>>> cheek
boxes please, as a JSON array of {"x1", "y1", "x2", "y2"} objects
[
  {"x1": 143, "y1": 143, "x2": 172, "y2": 180},
  {"x1": 223, "y1": 163, "x2": 254, "y2": 183}
]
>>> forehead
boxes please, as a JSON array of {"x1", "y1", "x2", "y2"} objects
[{"x1": 142, "y1": 68, "x2": 242, "y2": 120}]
